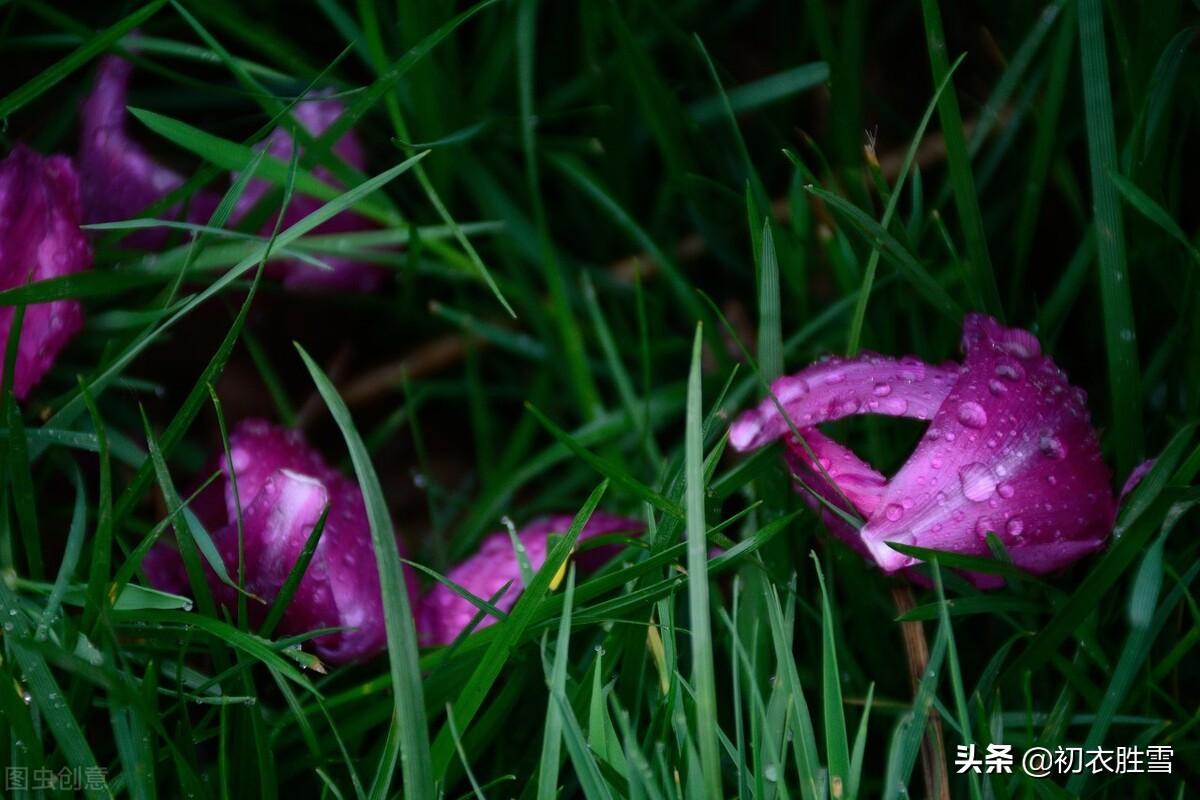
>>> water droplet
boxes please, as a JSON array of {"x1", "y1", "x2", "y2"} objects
[
  {"x1": 994, "y1": 362, "x2": 1024, "y2": 382},
  {"x1": 1005, "y1": 517, "x2": 1024, "y2": 538},
  {"x1": 930, "y1": 456, "x2": 944, "y2": 469},
  {"x1": 1039, "y1": 433, "x2": 1067, "y2": 459},
  {"x1": 975, "y1": 517, "x2": 993, "y2": 537},
  {"x1": 884, "y1": 503, "x2": 904, "y2": 522},
  {"x1": 873, "y1": 383, "x2": 892, "y2": 397},
  {"x1": 997, "y1": 482, "x2": 1015, "y2": 499},
  {"x1": 777, "y1": 377, "x2": 810, "y2": 402},
  {"x1": 988, "y1": 379, "x2": 1007, "y2": 396},
  {"x1": 824, "y1": 371, "x2": 846, "y2": 385},
  {"x1": 881, "y1": 397, "x2": 909, "y2": 415},
  {"x1": 957, "y1": 401, "x2": 988, "y2": 429},
  {"x1": 959, "y1": 462, "x2": 997, "y2": 502}
]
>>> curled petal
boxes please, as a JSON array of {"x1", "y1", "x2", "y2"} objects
[
  {"x1": 731, "y1": 314, "x2": 1119, "y2": 587},
  {"x1": 143, "y1": 420, "x2": 411, "y2": 663},
  {"x1": 416, "y1": 512, "x2": 642, "y2": 646},
  {"x1": 0, "y1": 146, "x2": 91, "y2": 399},
  {"x1": 79, "y1": 56, "x2": 219, "y2": 247},
  {"x1": 859, "y1": 314, "x2": 1112, "y2": 576},
  {"x1": 232, "y1": 94, "x2": 384, "y2": 292},
  {"x1": 729, "y1": 354, "x2": 959, "y2": 452}
]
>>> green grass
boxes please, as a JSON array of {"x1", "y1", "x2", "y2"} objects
[{"x1": 1, "y1": 1, "x2": 1198, "y2": 798}]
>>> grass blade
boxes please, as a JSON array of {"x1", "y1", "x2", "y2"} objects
[
  {"x1": 296, "y1": 345, "x2": 433, "y2": 800},
  {"x1": 0, "y1": 0, "x2": 165, "y2": 118},
  {"x1": 684, "y1": 324, "x2": 721, "y2": 799},
  {"x1": 1078, "y1": 0, "x2": 1144, "y2": 476},
  {"x1": 918, "y1": 0, "x2": 1003, "y2": 316}
]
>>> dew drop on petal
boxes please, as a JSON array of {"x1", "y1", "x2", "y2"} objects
[
  {"x1": 1005, "y1": 517, "x2": 1024, "y2": 538},
  {"x1": 884, "y1": 503, "x2": 904, "y2": 522},
  {"x1": 994, "y1": 362, "x2": 1024, "y2": 382},
  {"x1": 997, "y1": 482, "x2": 1015, "y2": 499},
  {"x1": 873, "y1": 383, "x2": 892, "y2": 397},
  {"x1": 959, "y1": 462, "x2": 997, "y2": 502},
  {"x1": 1039, "y1": 433, "x2": 1067, "y2": 459},
  {"x1": 957, "y1": 401, "x2": 988, "y2": 429}
]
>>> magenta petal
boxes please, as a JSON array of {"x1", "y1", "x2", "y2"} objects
[
  {"x1": 783, "y1": 429, "x2": 886, "y2": 558},
  {"x1": 231, "y1": 94, "x2": 385, "y2": 293},
  {"x1": 416, "y1": 512, "x2": 642, "y2": 646},
  {"x1": 79, "y1": 56, "x2": 220, "y2": 248},
  {"x1": 0, "y1": 145, "x2": 91, "y2": 399},
  {"x1": 859, "y1": 314, "x2": 1113, "y2": 576},
  {"x1": 143, "y1": 420, "x2": 412, "y2": 663},
  {"x1": 728, "y1": 353, "x2": 959, "y2": 452}
]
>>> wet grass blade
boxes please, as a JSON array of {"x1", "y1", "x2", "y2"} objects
[
  {"x1": 1077, "y1": 0, "x2": 1144, "y2": 476},
  {"x1": 812, "y1": 554, "x2": 850, "y2": 799},
  {"x1": 844, "y1": 54, "x2": 965, "y2": 355},
  {"x1": 537, "y1": 564, "x2": 575, "y2": 800},
  {"x1": 684, "y1": 324, "x2": 721, "y2": 799},
  {"x1": 757, "y1": 219, "x2": 783, "y2": 382},
  {"x1": 919, "y1": 0, "x2": 1003, "y2": 317},
  {"x1": 297, "y1": 344, "x2": 433, "y2": 800},
  {"x1": 430, "y1": 481, "x2": 609, "y2": 777}
]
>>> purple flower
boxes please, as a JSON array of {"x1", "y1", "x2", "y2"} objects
[
  {"x1": 79, "y1": 56, "x2": 384, "y2": 291},
  {"x1": 143, "y1": 419, "x2": 413, "y2": 663},
  {"x1": 730, "y1": 314, "x2": 1115, "y2": 585},
  {"x1": 231, "y1": 92, "x2": 385, "y2": 292},
  {"x1": 0, "y1": 145, "x2": 91, "y2": 399},
  {"x1": 79, "y1": 55, "x2": 220, "y2": 249},
  {"x1": 416, "y1": 513, "x2": 642, "y2": 646}
]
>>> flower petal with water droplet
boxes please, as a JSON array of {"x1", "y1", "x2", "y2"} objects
[
  {"x1": 859, "y1": 314, "x2": 1113, "y2": 577},
  {"x1": 0, "y1": 146, "x2": 91, "y2": 399},
  {"x1": 142, "y1": 420, "x2": 408, "y2": 663},
  {"x1": 728, "y1": 353, "x2": 958, "y2": 451},
  {"x1": 731, "y1": 314, "x2": 1118, "y2": 587}
]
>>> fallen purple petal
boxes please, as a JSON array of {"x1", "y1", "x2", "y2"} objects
[
  {"x1": 0, "y1": 145, "x2": 92, "y2": 399},
  {"x1": 730, "y1": 314, "x2": 1117, "y2": 585},
  {"x1": 79, "y1": 56, "x2": 384, "y2": 291},
  {"x1": 142, "y1": 419, "x2": 412, "y2": 663},
  {"x1": 416, "y1": 512, "x2": 642, "y2": 646},
  {"x1": 79, "y1": 55, "x2": 220, "y2": 248},
  {"x1": 231, "y1": 92, "x2": 385, "y2": 292}
]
